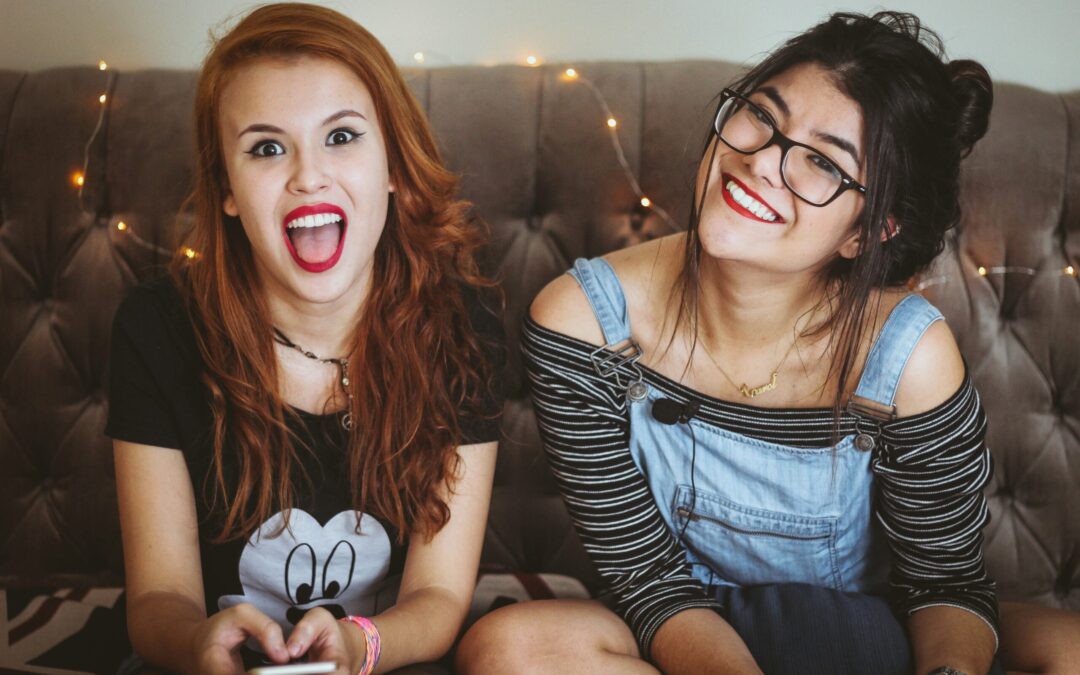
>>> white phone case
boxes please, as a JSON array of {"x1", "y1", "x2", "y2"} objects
[{"x1": 247, "y1": 662, "x2": 337, "y2": 675}]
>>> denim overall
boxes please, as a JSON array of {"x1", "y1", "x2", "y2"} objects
[{"x1": 569, "y1": 257, "x2": 943, "y2": 594}]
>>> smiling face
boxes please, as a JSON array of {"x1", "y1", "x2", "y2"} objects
[
  {"x1": 695, "y1": 62, "x2": 867, "y2": 276},
  {"x1": 219, "y1": 56, "x2": 393, "y2": 310}
]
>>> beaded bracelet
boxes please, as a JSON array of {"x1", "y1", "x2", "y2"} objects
[{"x1": 340, "y1": 615, "x2": 381, "y2": 675}]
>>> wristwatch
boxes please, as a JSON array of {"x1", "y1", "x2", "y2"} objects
[{"x1": 927, "y1": 668, "x2": 968, "y2": 675}]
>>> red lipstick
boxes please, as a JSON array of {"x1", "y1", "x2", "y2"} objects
[
  {"x1": 720, "y1": 173, "x2": 785, "y2": 224},
  {"x1": 281, "y1": 203, "x2": 347, "y2": 273}
]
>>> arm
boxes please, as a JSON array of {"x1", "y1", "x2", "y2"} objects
[
  {"x1": 888, "y1": 319, "x2": 998, "y2": 675},
  {"x1": 115, "y1": 440, "x2": 291, "y2": 674},
  {"x1": 525, "y1": 275, "x2": 757, "y2": 673},
  {"x1": 284, "y1": 441, "x2": 498, "y2": 672}
]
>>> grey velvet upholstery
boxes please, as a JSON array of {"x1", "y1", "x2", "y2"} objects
[{"x1": 1, "y1": 63, "x2": 1078, "y2": 616}]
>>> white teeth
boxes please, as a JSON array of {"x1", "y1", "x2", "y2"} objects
[
  {"x1": 725, "y1": 180, "x2": 779, "y2": 222},
  {"x1": 286, "y1": 212, "x2": 344, "y2": 229}
]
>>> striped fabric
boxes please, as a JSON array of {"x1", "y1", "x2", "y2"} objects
[{"x1": 522, "y1": 316, "x2": 999, "y2": 657}]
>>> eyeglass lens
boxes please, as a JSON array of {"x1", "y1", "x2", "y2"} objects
[{"x1": 715, "y1": 97, "x2": 847, "y2": 206}]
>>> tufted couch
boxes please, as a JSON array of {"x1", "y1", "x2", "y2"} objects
[{"x1": 1, "y1": 61, "x2": 1078, "y2": 670}]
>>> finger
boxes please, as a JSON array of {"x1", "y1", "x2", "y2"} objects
[
  {"x1": 286, "y1": 607, "x2": 336, "y2": 659},
  {"x1": 234, "y1": 604, "x2": 290, "y2": 663}
]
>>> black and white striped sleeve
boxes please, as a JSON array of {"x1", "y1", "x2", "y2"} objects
[
  {"x1": 876, "y1": 379, "x2": 1000, "y2": 645},
  {"x1": 522, "y1": 317, "x2": 722, "y2": 658}
]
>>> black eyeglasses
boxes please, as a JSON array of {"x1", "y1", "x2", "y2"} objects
[{"x1": 712, "y1": 89, "x2": 867, "y2": 207}]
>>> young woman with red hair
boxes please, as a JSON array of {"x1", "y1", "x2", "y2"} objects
[{"x1": 107, "y1": 4, "x2": 501, "y2": 673}]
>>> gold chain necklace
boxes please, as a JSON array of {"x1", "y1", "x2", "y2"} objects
[
  {"x1": 698, "y1": 299, "x2": 825, "y2": 399},
  {"x1": 700, "y1": 336, "x2": 798, "y2": 398}
]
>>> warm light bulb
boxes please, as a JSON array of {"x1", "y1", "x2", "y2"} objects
[
  {"x1": 183, "y1": 247, "x2": 198, "y2": 259},
  {"x1": 72, "y1": 172, "x2": 85, "y2": 187},
  {"x1": 607, "y1": 118, "x2": 618, "y2": 128},
  {"x1": 99, "y1": 93, "x2": 107, "y2": 104},
  {"x1": 977, "y1": 266, "x2": 988, "y2": 276},
  {"x1": 1067, "y1": 265, "x2": 1076, "y2": 276},
  {"x1": 640, "y1": 196, "x2": 651, "y2": 208},
  {"x1": 98, "y1": 60, "x2": 108, "y2": 71},
  {"x1": 525, "y1": 55, "x2": 539, "y2": 66},
  {"x1": 116, "y1": 221, "x2": 127, "y2": 231},
  {"x1": 413, "y1": 51, "x2": 425, "y2": 64},
  {"x1": 564, "y1": 68, "x2": 578, "y2": 79}
]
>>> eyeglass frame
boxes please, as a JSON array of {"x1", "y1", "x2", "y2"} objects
[{"x1": 712, "y1": 88, "x2": 868, "y2": 207}]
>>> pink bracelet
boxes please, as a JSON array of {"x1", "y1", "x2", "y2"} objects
[{"x1": 340, "y1": 615, "x2": 381, "y2": 675}]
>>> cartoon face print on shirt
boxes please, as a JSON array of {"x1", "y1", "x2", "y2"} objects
[{"x1": 219, "y1": 509, "x2": 394, "y2": 636}]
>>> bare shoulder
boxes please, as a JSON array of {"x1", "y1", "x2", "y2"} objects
[
  {"x1": 892, "y1": 294, "x2": 965, "y2": 418},
  {"x1": 529, "y1": 271, "x2": 607, "y2": 347},
  {"x1": 529, "y1": 234, "x2": 684, "y2": 348}
]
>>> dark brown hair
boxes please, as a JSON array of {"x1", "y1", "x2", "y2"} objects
[
  {"x1": 175, "y1": 3, "x2": 497, "y2": 542},
  {"x1": 675, "y1": 11, "x2": 992, "y2": 424}
]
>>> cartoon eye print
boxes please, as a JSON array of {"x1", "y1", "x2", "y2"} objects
[
  {"x1": 218, "y1": 509, "x2": 393, "y2": 640},
  {"x1": 321, "y1": 539, "x2": 357, "y2": 599}
]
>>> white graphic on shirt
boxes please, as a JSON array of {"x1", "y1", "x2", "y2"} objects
[{"x1": 218, "y1": 509, "x2": 393, "y2": 639}]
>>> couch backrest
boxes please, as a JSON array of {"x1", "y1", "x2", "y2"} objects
[{"x1": 1, "y1": 63, "x2": 1077, "y2": 608}]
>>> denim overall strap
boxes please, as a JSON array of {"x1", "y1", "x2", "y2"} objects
[
  {"x1": 568, "y1": 257, "x2": 633, "y2": 346},
  {"x1": 852, "y1": 294, "x2": 943, "y2": 409}
]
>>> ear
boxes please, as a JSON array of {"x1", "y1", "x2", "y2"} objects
[
  {"x1": 224, "y1": 191, "x2": 239, "y2": 218},
  {"x1": 881, "y1": 215, "x2": 900, "y2": 242}
]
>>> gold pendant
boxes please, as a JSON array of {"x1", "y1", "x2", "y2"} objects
[{"x1": 738, "y1": 372, "x2": 778, "y2": 398}]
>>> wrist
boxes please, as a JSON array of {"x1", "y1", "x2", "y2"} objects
[{"x1": 340, "y1": 615, "x2": 381, "y2": 675}]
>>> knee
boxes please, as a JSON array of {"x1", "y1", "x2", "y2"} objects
[{"x1": 455, "y1": 604, "x2": 544, "y2": 675}]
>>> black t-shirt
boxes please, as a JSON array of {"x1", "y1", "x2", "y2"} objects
[{"x1": 105, "y1": 275, "x2": 502, "y2": 639}]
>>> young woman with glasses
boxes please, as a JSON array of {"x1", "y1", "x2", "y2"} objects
[{"x1": 457, "y1": 11, "x2": 1079, "y2": 675}]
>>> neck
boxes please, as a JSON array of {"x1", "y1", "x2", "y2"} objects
[
  {"x1": 265, "y1": 287, "x2": 368, "y2": 360},
  {"x1": 694, "y1": 256, "x2": 829, "y2": 348}
]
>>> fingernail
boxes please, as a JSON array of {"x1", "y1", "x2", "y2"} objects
[{"x1": 289, "y1": 643, "x2": 301, "y2": 657}]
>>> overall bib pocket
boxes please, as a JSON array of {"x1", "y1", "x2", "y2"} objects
[{"x1": 673, "y1": 485, "x2": 842, "y2": 589}]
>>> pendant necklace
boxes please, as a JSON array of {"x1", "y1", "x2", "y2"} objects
[
  {"x1": 701, "y1": 336, "x2": 799, "y2": 398},
  {"x1": 272, "y1": 328, "x2": 355, "y2": 430}
]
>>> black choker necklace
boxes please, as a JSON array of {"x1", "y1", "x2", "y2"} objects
[{"x1": 273, "y1": 328, "x2": 355, "y2": 431}]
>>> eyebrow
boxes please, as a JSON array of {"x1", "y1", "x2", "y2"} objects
[
  {"x1": 754, "y1": 86, "x2": 861, "y2": 168},
  {"x1": 237, "y1": 109, "x2": 368, "y2": 138}
]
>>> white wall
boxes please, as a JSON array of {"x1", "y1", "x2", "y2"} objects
[{"x1": 2, "y1": 0, "x2": 1077, "y2": 91}]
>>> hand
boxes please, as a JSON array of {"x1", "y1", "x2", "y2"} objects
[
  {"x1": 190, "y1": 603, "x2": 290, "y2": 674},
  {"x1": 285, "y1": 607, "x2": 365, "y2": 675}
]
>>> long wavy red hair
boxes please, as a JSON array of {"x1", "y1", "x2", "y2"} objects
[{"x1": 174, "y1": 3, "x2": 497, "y2": 543}]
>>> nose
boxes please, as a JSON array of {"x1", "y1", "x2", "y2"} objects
[
  {"x1": 743, "y1": 142, "x2": 784, "y2": 191},
  {"x1": 287, "y1": 146, "x2": 331, "y2": 195}
]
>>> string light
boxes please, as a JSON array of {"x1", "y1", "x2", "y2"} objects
[
  {"x1": 116, "y1": 221, "x2": 127, "y2": 231},
  {"x1": 98, "y1": 93, "x2": 107, "y2": 104},
  {"x1": 1067, "y1": 265, "x2": 1076, "y2": 276},
  {"x1": 183, "y1": 247, "x2": 199, "y2": 259},
  {"x1": 413, "y1": 51, "x2": 425, "y2": 64},
  {"x1": 98, "y1": 60, "x2": 108, "y2": 71},
  {"x1": 72, "y1": 171, "x2": 85, "y2": 187},
  {"x1": 558, "y1": 66, "x2": 678, "y2": 233},
  {"x1": 977, "y1": 266, "x2": 988, "y2": 276},
  {"x1": 525, "y1": 55, "x2": 540, "y2": 67}
]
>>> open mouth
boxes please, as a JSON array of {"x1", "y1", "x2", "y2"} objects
[
  {"x1": 282, "y1": 203, "x2": 348, "y2": 273},
  {"x1": 721, "y1": 174, "x2": 784, "y2": 223}
]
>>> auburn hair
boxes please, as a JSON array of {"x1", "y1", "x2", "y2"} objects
[{"x1": 173, "y1": 3, "x2": 497, "y2": 543}]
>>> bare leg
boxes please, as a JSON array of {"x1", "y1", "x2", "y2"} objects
[
  {"x1": 999, "y1": 601, "x2": 1080, "y2": 674},
  {"x1": 455, "y1": 599, "x2": 659, "y2": 675}
]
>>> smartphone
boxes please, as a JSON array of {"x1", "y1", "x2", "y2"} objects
[{"x1": 247, "y1": 663, "x2": 337, "y2": 675}]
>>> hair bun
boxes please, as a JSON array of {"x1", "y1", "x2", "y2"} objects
[{"x1": 947, "y1": 59, "x2": 993, "y2": 156}]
